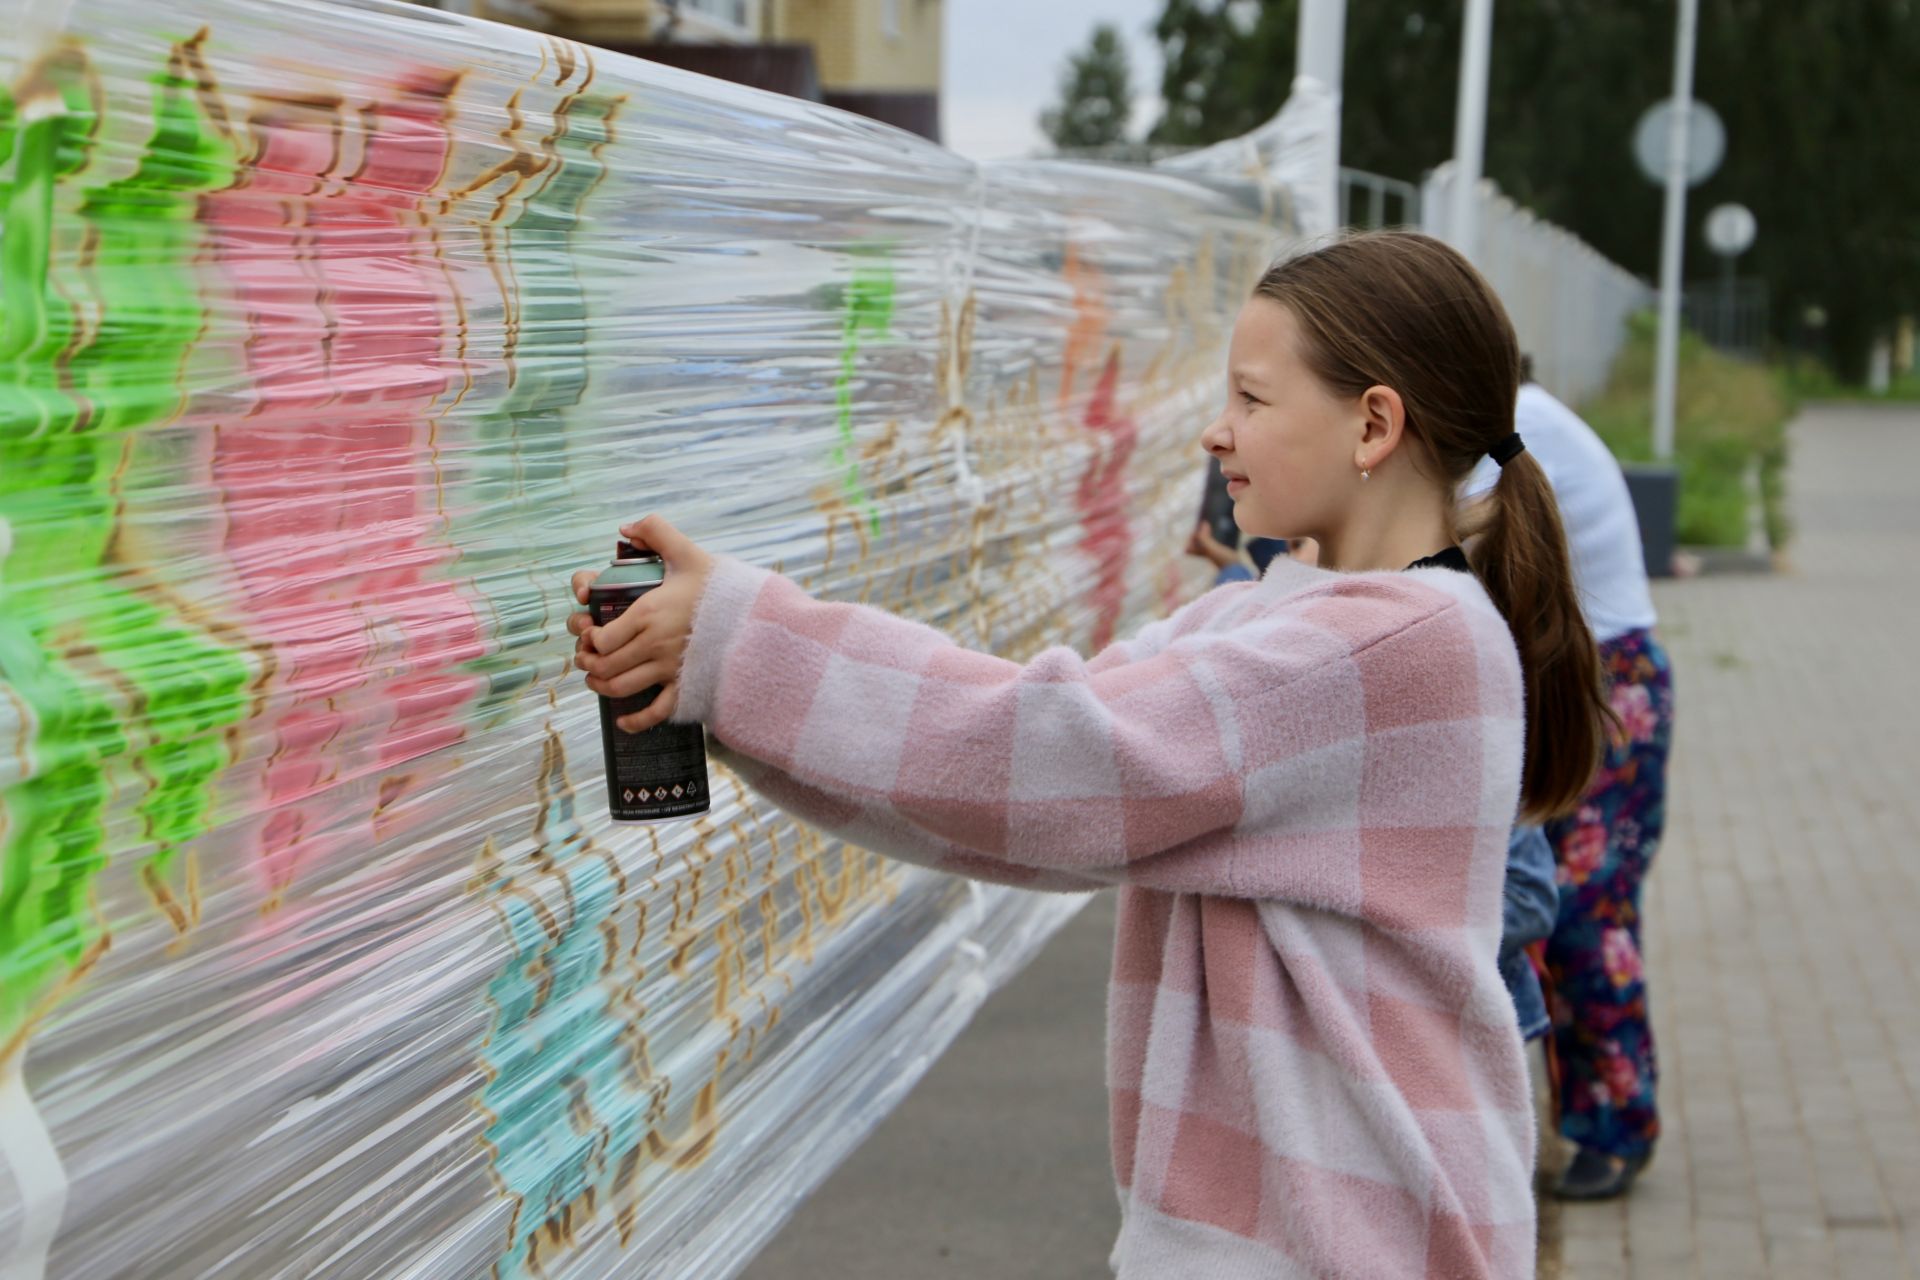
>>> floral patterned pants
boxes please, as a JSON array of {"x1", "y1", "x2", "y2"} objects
[{"x1": 1539, "y1": 627, "x2": 1674, "y2": 1159}]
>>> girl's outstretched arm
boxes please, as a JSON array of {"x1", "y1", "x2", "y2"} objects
[{"x1": 573, "y1": 517, "x2": 1517, "y2": 912}]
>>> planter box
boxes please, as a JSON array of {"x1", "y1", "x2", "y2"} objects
[{"x1": 1621, "y1": 462, "x2": 1679, "y2": 579}]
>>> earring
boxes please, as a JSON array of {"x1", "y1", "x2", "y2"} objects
[{"x1": 1361, "y1": 468, "x2": 1371, "y2": 482}]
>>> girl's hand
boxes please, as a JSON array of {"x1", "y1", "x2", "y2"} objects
[
  {"x1": 1184, "y1": 519, "x2": 1238, "y2": 570},
  {"x1": 568, "y1": 516, "x2": 715, "y2": 733}
]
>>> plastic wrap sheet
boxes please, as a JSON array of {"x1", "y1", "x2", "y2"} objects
[{"x1": 0, "y1": 2, "x2": 1323, "y2": 1276}]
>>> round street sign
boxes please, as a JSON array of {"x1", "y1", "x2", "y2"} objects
[
  {"x1": 1633, "y1": 99, "x2": 1726, "y2": 187},
  {"x1": 1704, "y1": 203, "x2": 1757, "y2": 257}
]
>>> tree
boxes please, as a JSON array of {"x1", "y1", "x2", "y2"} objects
[
  {"x1": 1149, "y1": 0, "x2": 1293, "y2": 147},
  {"x1": 1042, "y1": 24, "x2": 1136, "y2": 151},
  {"x1": 1147, "y1": 0, "x2": 1920, "y2": 381}
]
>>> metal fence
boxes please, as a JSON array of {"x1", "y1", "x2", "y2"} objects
[
  {"x1": 1055, "y1": 153, "x2": 1421, "y2": 234},
  {"x1": 1340, "y1": 167, "x2": 1422, "y2": 229},
  {"x1": 1423, "y1": 161, "x2": 1652, "y2": 408},
  {"x1": 1043, "y1": 153, "x2": 1645, "y2": 409},
  {"x1": 1683, "y1": 276, "x2": 1770, "y2": 362}
]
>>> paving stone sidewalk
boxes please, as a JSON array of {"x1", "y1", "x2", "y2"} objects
[{"x1": 1556, "y1": 402, "x2": 1920, "y2": 1279}]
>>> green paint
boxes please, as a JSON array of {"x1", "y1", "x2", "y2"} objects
[
  {"x1": 0, "y1": 49, "x2": 250, "y2": 1045},
  {"x1": 462, "y1": 91, "x2": 620, "y2": 723},
  {"x1": 833, "y1": 264, "x2": 893, "y2": 537}
]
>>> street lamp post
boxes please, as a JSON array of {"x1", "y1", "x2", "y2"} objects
[
  {"x1": 1447, "y1": 0, "x2": 1495, "y2": 264},
  {"x1": 1297, "y1": 0, "x2": 1348, "y2": 227},
  {"x1": 1652, "y1": 0, "x2": 1701, "y2": 461},
  {"x1": 1296, "y1": 0, "x2": 1347, "y2": 98}
]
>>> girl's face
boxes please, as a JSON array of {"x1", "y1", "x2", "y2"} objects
[{"x1": 1199, "y1": 298, "x2": 1361, "y2": 541}]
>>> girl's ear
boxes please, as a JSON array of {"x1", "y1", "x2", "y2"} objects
[{"x1": 1354, "y1": 384, "x2": 1407, "y2": 469}]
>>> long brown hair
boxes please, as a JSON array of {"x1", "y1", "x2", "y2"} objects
[{"x1": 1253, "y1": 231, "x2": 1607, "y2": 822}]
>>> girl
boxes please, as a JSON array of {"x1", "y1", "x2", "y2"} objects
[{"x1": 571, "y1": 231, "x2": 1608, "y2": 1278}]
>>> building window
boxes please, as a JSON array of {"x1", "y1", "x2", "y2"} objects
[
  {"x1": 682, "y1": 0, "x2": 753, "y2": 33},
  {"x1": 882, "y1": 0, "x2": 902, "y2": 40}
]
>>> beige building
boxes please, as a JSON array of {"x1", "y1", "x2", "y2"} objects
[
  {"x1": 767, "y1": 0, "x2": 940, "y2": 97},
  {"x1": 473, "y1": 0, "x2": 763, "y2": 48},
  {"x1": 443, "y1": 0, "x2": 944, "y2": 141}
]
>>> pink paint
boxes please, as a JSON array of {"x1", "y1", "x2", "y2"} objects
[
  {"x1": 204, "y1": 77, "x2": 484, "y2": 895},
  {"x1": 1074, "y1": 350, "x2": 1139, "y2": 653}
]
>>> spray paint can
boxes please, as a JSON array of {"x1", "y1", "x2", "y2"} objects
[{"x1": 588, "y1": 540, "x2": 711, "y2": 823}]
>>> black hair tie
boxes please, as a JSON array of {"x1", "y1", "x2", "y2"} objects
[{"x1": 1490, "y1": 432, "x2": 1526, "y2": 467}]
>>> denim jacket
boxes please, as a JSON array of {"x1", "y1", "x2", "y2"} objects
[{"x1": 1501, "y1": 825, "x2": 1559, "y2": 1040}]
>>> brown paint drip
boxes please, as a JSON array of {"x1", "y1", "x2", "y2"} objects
[
  {"x1": 157, "y1": 850, "x2": 206, "y2": 958},
  {"x1": 0, "y1": 929, "x2": 110, "y2": 1068},
  {"x1": 176, "y1": 28, "x2": 236, "y2": 142},
  {"x1": 507, "y1": 882, "x2": 563, "y2": 949},
  {"x1": 757, "y1": 888, "x2": 790, "y2": 989},
  {"x1": 620, "y1": 1022, "x2": 654, "y2": 1093},
  {"x1": 453, "y1": 37, "x2": 594, "y2": 231},
  {"x1": 441, "y1": 53, "x2": 570, "y2": 398},
  {"x1": 597, "y1": 916, "x2": 622, "y2": 977},
  {"x1": 643, "y1": 821, "x2": 667, "y2": 883},
  {"x1": 803, "y1": 845, "x2": 854, "y2": 926},
  {"x1": 666, "y1": 923, "x2": 698, "y2": 978},
  {"x1": 565, "y1": 1075, "x2": 595, "y2": 1135},
  {"x1": 235, "y1": 94, "x2": 352, "y2": 424},
  {"x1": 685, "y1": 861, "x2": 704, "y2": 924},
  {"x1": 594, "y1": 840, "x2": 629, "y2": 899},
  {"x1": 529, "y1": 730, "x2": 558, "y2": 847},
  {"x1": 612, "y1": 1144, "x2": 643, "y2": 1245},
  {"x1": 645, "y1": 1049, "x2": 726, "y2": 1171},
  {"x1": 378, "y1": 68, "x2": 471, "y2": 442},
  {"x1": 467, "y1": 836, "x2": 504, "y2": 895},
  {"x1": 627, "y1": 896, "x2": 647, "y2": 963},
  {"x1": 523, "y1": 1220, "x2": 547, "y2": 1279},
  {"x1": 524, "y1": 953, "x2": 555, "y2": 1019},
  {"x1": 547, "y1": 844, "x2": 576, "y2": 926},
  {"x1": 666, "y1": 876, "x2": 685, "y2": 937},
  {"x1": 727, "y1": 903, "x2": 750, "y2": 996},
  {"x1": 472, "y1": 220, "x2": 522, "y2": 393},
  {"x1": 139, "y1": 858, "x2": 193, "y2": 936},
  {"x1": 373, "y1": 772, "x2": 413, "y2": 819},
  {"x1": 790, "y1": 856, "x2": 818, "y2": 966},
  {"x1": 710, "y1": 917, "x2": 741, "y2": 1043},
  {"x1": 523, "y1": 53, "x2": 594, "y2": 220},
  {"x1": 13, "y1": 42, "x2": 103, "y2": 162}
]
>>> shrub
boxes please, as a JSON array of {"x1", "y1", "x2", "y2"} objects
[{"x1": 1581, "y1": 312, "x2": 1796, "y2": 549}]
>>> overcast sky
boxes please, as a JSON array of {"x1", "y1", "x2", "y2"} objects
[{"x1": 942, "y1": 0, "x2": 1167, "y2": 160}]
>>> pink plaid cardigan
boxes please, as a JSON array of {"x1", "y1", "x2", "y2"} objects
[{"x1": 675, "y1": 554, "x2": 1536, "y2": 1278}]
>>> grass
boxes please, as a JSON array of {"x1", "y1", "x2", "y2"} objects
[
  {"x1": 1780, "y1": 358, "x2": 1920, "y2": 403},
  {"x1": 1580, "y1": 311, "x2": 1798, "y2": 550}
]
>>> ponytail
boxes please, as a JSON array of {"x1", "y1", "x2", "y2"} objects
[
  {"x1": 1462, "y1": 454, "x2": 1611, "y2": 822},
  {"x1": 1253, "y1": 231, "x2": 1611, "y2": 822}
]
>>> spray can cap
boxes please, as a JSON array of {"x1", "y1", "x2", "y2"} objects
[{"x1": 615, "y1": 539, "x2": 661, "y2": 562}]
